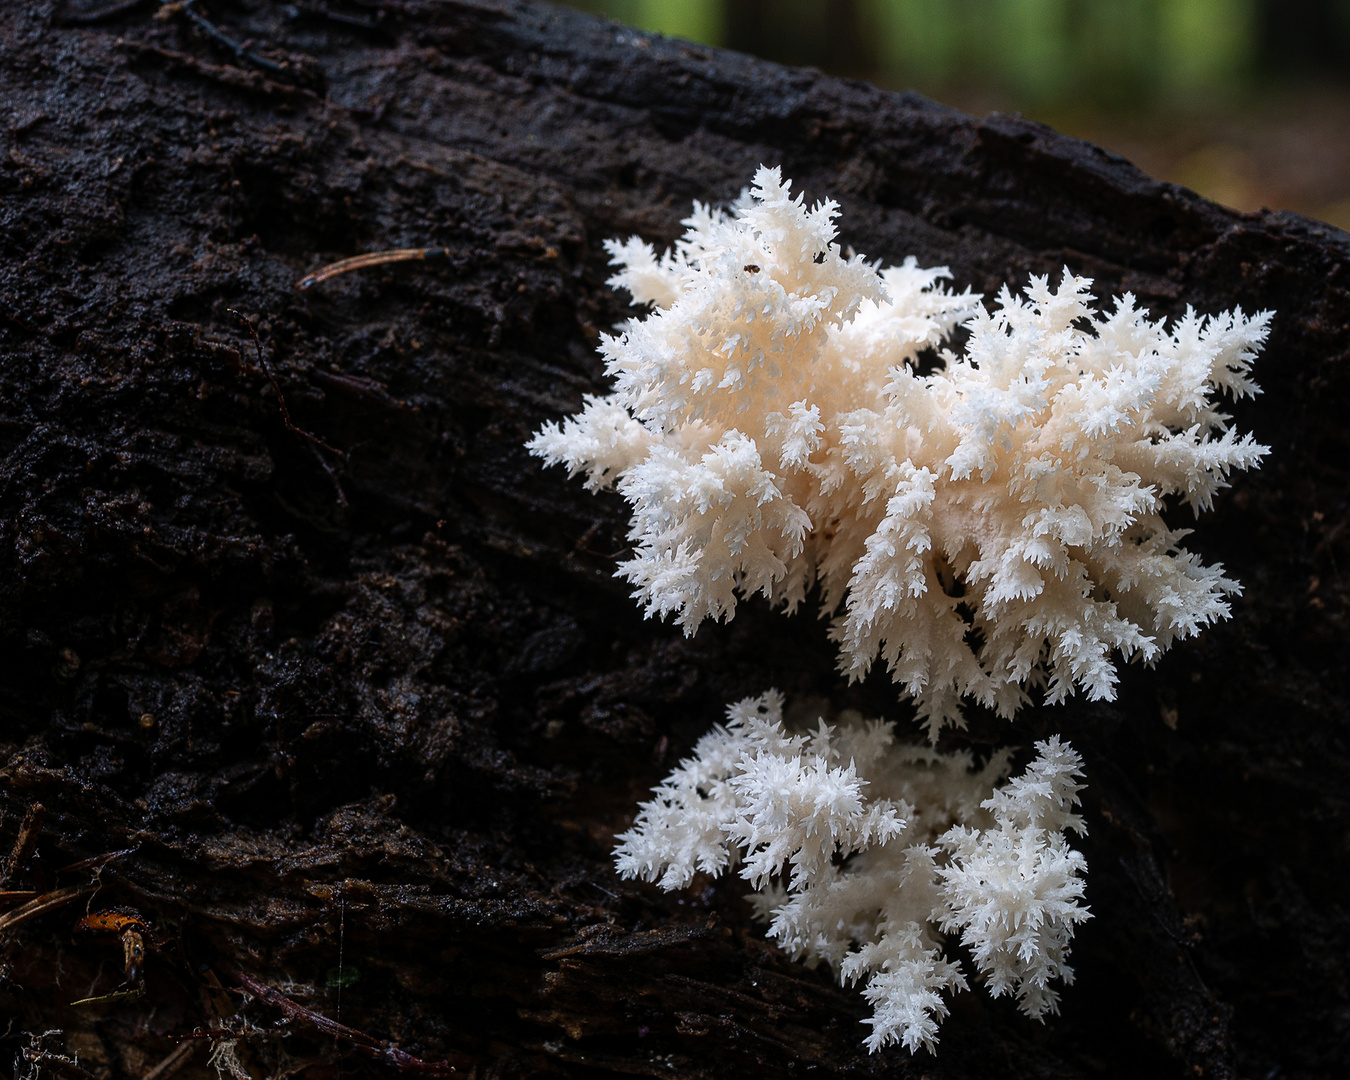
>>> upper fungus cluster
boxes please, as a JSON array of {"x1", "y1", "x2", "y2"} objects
[{"x1": 530, "y1": 166, "x2": 1269, "y2": 736}]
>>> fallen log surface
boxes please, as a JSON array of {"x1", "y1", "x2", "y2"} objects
[{"x1": 2, "y1": 3, "x2": 1348, "y2": 1079}]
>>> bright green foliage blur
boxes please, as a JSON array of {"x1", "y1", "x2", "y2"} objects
[
  {"x1": 867, "y1": 0, "x2": 1254, "y2": 104},
  {"x1": 562, "y1": 0, "x2": 1348, "y2": 108}
]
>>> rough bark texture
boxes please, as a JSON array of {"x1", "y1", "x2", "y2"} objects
[{"x1": 2, "y1": 3, "x2": 1348, "y2": 1079}]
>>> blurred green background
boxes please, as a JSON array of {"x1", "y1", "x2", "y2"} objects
[{"x1": 558, "y1": 0, "x2": 1350, "y2": 230}]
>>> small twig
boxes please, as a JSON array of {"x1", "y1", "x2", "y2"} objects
[
  {"x1": 228, "y1": 311, "x2": 344, "y2": 458},
  {"x1": 70, "y1": 982, "x2": 147, "y2": 1007},
  {"x1": 308, "y1": 443, "x2": 350, "y2": 508},
  {"x1": 0, "y1": 891, "x2": 38, "y2": 903},
  {"x1": 56, "y1": 847, "x2": 138, "y2": 875},
  {"x1": 1, "y1": 804, "x2": 45, "y2": 888},
  {"x1": 226, "y1": 967, "x2": 465, "y2": 1074},
  {"x1": 295, "y1": 247, "x2": 452, "y2": 291},
  {"x1": 176, "y1": 0, "x2": 289, "y2": 77},
  {"x1": 142, "y1": 1041, "x2": 199, "y2": 1080},
  {"x1": 227, "y1": 310, "x2": 349, "y2": 506},
  {"x1": 0, "y1": 883, "x2": 97, "y2": 934},
  {"x1": 124, "y1": 41, "x2": 305, "y2": 99},
  {"x1": 311, "y1": 369, "x2": 407, "y2": 410}
]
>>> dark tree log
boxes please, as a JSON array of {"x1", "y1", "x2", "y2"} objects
[{"x1": 2, "y1": 3, "x2": 1348, "y2": 1079}]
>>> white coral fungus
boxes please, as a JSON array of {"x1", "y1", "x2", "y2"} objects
[
  {"x1": 614, "y1": 690, "x2": 1090, "y2": 1053},
  {"x1": 529, "y1": 168, "x2": 1271, "y2": 736}
]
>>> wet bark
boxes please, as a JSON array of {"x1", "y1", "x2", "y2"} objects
[{"x1": 2, "y1": 3, "x2": 1348, "y2": 1079}]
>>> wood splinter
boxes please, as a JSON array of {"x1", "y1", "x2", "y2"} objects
[
  {"x1": 295, "y1": 248, "x2": 452, "y2": 291},
  {"x1": 0, "y1": 802, "x2": 44, "y2": 888}
]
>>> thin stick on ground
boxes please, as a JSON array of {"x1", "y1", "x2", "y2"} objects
[
  {"x1": 226, "y1": 966, "x2": 470, "y2": 1074},
  {"x1": 176, "y1": 0, "x2": 290, "y2": 78},
  {"x1": 295, "y1": 248, "x2": 452, "y2": 291},
  {"x1": 56, "y1": 847, "x2": 138, "y2": 875},
  {"x1": 227, "y1": 309, "x2": 349, "y2": 506},
  {"x1": 0, "y1": 884, "x2": 98, "y2": 934},
  {"x1": 1, "y1": 802, "x2": 44, "y2": 887},
  {"x1": 143, "y1": 1041, "x2": 199, "y2": 1080}
]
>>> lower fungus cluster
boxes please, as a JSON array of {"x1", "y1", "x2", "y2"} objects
[{"x1": 614, "y1": 691, "x2": 1091, "y2": 1053}]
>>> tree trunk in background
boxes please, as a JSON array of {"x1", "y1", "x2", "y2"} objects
[
  {"x1": 2, "y1": 3, "x2": 1348, "y2": 1080},
  {"x1": 1256, "y1": 0, "x2": 1350, "y2": 72},
  {"x1": 725, "y1": 0, "x2": 876, "y2": 78}
]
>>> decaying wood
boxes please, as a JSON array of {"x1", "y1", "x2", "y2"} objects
[{"x1": 2, "y1": 3, "x2": 1348, "y2": 1079}]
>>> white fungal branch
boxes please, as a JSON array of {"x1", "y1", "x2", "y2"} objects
[
  {"x1": 613, "y1": 690, "x2": 1091, "y2": 1054},
  {"x1": 528, "y1": 168, "x2": 1270, "y2": 735}
]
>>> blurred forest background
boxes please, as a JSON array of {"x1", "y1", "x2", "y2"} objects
[{"x1": 557, "y1": 0, "x2": 1350, "y2": 231}]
